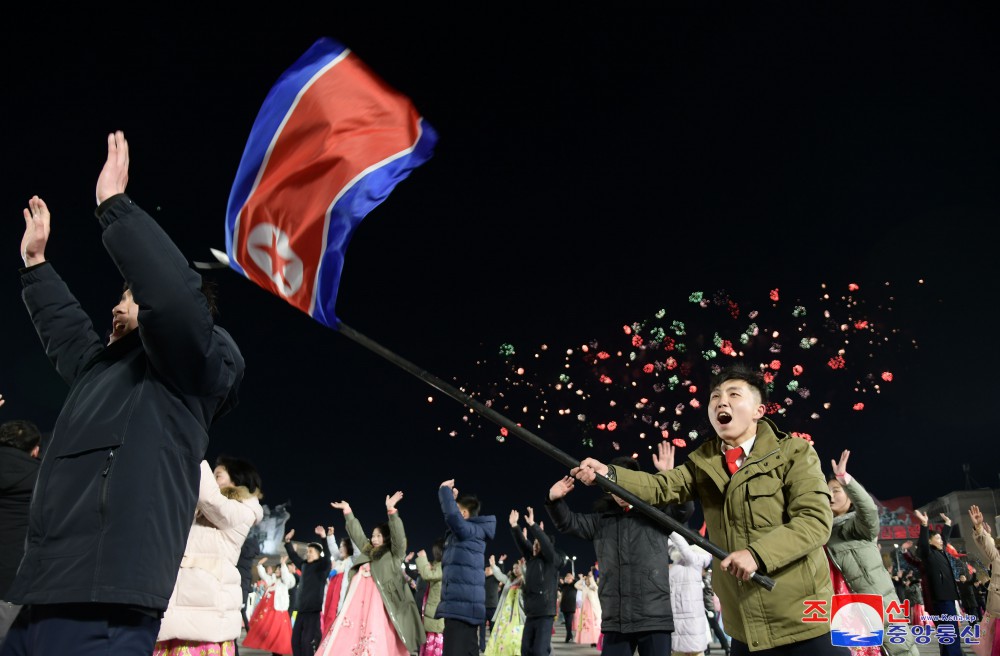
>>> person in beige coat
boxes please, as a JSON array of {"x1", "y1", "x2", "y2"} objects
[
  {"x1": 967, "y1": 505, "x2": 999, "y2": 656},
  {"x1": 153, "y1": 460, "x2": 263, "y2": 655}
]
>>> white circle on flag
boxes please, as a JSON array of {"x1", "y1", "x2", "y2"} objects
[{"x1": 246, "y1": 223, "x2": 304, "y2": 297}]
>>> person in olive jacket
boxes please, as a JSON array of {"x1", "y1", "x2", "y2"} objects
[
  {"x1": 5, "y1": 132, "x2": 246, "y2": 656},
  {"x1": 318, "y1": 493, "x2": 425, "y2": 656},
  {"x1": 574, "y1": 363, "x2": 847, "y2": 655},
  {"x1": 825, "y1": 449, "x2": 919, "y2": 656},
  {"x1": 546, "y1": 455, "x2": 677, "y2": 656},
  {"x1": 416, "y1": 540, "x2": 445, "y2": 653},
  {"x1": 510, "y1": 507, "x2": 559, "y2": 656}
]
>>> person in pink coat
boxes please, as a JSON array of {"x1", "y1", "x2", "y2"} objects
[{"x1": 153, "y1": 460, "x2": 263, "y2": 656}]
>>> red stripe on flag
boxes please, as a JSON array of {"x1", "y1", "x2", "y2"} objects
[{"x1": 235, "y1": 51, "x2": 423, "y2": 313}]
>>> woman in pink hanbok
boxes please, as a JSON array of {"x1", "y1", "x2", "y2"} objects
[{"x1": 315, "y1": 492, "x2": 425, "y2": 656}]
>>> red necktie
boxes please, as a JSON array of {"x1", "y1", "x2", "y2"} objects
[{"x1": 725, "y1": 447, "x2": 744, "y2": 476}]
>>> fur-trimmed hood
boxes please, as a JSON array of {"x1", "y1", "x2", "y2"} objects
[{"x1": 220, "y1": 485, "x2": 254, "y2": 502}]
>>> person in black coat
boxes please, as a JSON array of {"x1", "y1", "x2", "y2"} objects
[
  {"x1": 913, "y1": 510, "x2": 963, "y2": 656},
  {"x1": 510, "y1": 507, "x2": 559, "y2": 656},
  {"x1": 284, "y1": 529, "x2": 332, "y2": 656},
  {"x1": 0, "y1": 419, "x2": 42, "y2": 644},
  {"x1": 557, "y1": 572, "x2": 578, "y2": 643},
  {"x1": 4, "y1": 132, "x2": 245, "y2": 656},
  {"x1": 545, "y1": 455, "x2": 676, "y2": 656}
]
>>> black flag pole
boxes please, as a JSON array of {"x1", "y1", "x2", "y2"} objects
[{"x1": 336, "y1": 321, "x2": 776, "y2": 591}]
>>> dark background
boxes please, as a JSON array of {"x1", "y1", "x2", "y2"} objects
[{"x1": 1, "y1": 5, "x2": 998, "y2": 568}]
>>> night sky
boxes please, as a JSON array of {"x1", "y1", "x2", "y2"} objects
[{"x1": 2, "y1": 5, "x2": 998, "y2": 568}]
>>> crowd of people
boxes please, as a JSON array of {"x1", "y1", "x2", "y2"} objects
[{"x1": 0, "y1": 131, "x2": 997, "y2": 656}]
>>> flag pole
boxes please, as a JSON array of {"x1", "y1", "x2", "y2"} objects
[{"x1": 336, "y1": 321, "x2": 776, "y2": 591}]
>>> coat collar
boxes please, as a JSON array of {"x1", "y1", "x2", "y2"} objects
[{"x1": 688, "y1": 417, "x2": 785, "y2": 491}]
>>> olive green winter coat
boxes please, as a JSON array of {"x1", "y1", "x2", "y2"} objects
[
  {"x1": 415, "y1": 553, "x2": 444, "y2": 633},
  {"x1": 345, "y1": 511, "x2": 426, "y2": 653},
  {"x1": 827, "y1": 476, "x2": 919, "y2": 656},
  {"x1": 611, "y1": 417, "x2": 834, "y2": 652}
]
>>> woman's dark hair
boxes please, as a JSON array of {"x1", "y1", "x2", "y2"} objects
[
  {"x1": 370, "y1": 522, "x2": 392, "y2": 560},
  {"x1": 710, "y1": 362, "x2": 769, "y2": 403},
  {"x1": 432, "y1": 538, "x2": 445, "y2": 563},
  {"x1": 339, "y1": 536, "x2": 354, "y2": 557},
  {"x1": 215, "y1": 454, "x2": 263, "y2": 499}
]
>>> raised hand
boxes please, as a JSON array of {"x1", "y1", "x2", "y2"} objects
[
  {"x1": 258, "y1": 556, "x2": 268, "y2": 565},
  {"x1": 940, "y1": 513, "x2": 952, "y2": 526},
  {"x1": 96, "y1": 130, "x2": 129, "y2": 205},
  {"x1": 525, "y1": 507, "x2": 535, "y2": 526},
  {"x1": 489, "y1": 554, "x2": 496, "y2": 566},
  {"x1": 21, "y1": 196, "x2": 51, "y2": 267},
  {"x1": 284, "y1": 529, "x2": 295, "y2": 543},
  {"x1": 327, "y1": 526, "x2": 336, "y2": 536},
  {"x1": 969, "y1": 505, "x2": 984, "y2": 528},
  {"x1": 653, "y1": 441, "x2": 675, "y2": 472},
  {"x1": 386, "y1": 491, "x2": 404, "y2": 511},
  {"x1": 417, "y1": 549, "x2": 427, "y2": 559},
  {"x1": 280, "y1": 554, "x2": 288, "y2": 564},
  {"x1": 549, "y1": 476, "x2": 575, "y2": 501},
  {"x1": 314, "y1": 525, "x2": 327, "y2": 538},
  {"x1": 405, "y1": 551, "x2": 415, "y2": 562},
  {"x1": 913, "y1": 509, "x2": 928, "y2": 526},
  {"x1": 509, "y1": 509, "x2": 520, "y2": 527},
  {"x1": 331, "y1": 500, "x2": 352, "y2": 515},
  {"x1": 831, "y1": 450, "x2": 850, "y2": 478}
]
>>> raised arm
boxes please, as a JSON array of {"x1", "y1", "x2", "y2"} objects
[
  {"x1": 416, "y1": 550, "x2": 443, "y2": 581},
  {"x1": 968, "y1": 505, "x2": 1000, "y2": 565},
  {"x1": 509, "y1": 509, "x2": 532, "y2": 558},
  {"x1": 545, "y1": 477, "x2": 600, "y2": 540},
  {"x1": 20, "y1": 196, "x2": 105, "y2": 383},
  {"x1": 831, "y1": 450, "x2": 880, "y2": 541},
  {"x1": 525, "y1": 508, "x2": 557, "y2": 563},
  {"x1": 96, "y1": 131, "x2": 243, "y2": 399},
  {"x1": 196, "y1": 460, "x2": 257, "y2": 532}
]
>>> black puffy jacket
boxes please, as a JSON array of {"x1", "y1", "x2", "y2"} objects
[
  {"x1": 7, "y1": 195, "x2": 245, "y2": 611},
  {"x1": 511, "y1": 523, "x2": 559, "y2": 618},
  {"x1": 546, "y1": 496, "x2": 675, "y2": 634}
]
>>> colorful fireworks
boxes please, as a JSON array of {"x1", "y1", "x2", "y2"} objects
[{"x1": 430, "y1": 281, "x2": 924, "y2": 457}]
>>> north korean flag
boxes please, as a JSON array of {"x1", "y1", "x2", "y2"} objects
[{"x1": 224, "y1": 37, "x2": 437, "y2": 328}]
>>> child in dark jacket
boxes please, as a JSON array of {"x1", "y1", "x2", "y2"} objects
[{"x1": 435, "y1": 479, "x2": 497, "y2": 656}]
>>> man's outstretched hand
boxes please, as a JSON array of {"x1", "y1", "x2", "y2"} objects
[
  {"x1": 21, "y1": 196, "x2": 50, "y2": 267},
  {"x1": 96, "y1": 130, "x2": 129, "y2": 205}
]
